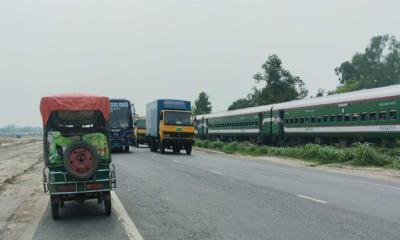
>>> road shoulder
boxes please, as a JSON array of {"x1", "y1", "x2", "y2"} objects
[{"x1": 194, "y1": 147, "x2": 400, "y2": 183}]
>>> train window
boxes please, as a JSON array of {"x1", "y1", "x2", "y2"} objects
[
  {"x1": 344, "y1": 114, "x2": 350, "y2": 121},
  {"x1": 311, "y1": 116, "x2": 316, "y2": 123},
  {"x1": 285, "y1": 119, "x2": 289, "y2": 124},
  {"x1": 337, "y1": 114, "x2": 343, "y2": 122},
  {"x1": 295, "y1": 118, "x2": 299, "y2": 124},
  {"x1": 330, "y1": 115, "x2": 335, "y2": 122},
  {"x1": 352, "y1": 113, "x2": 359, "y2": 121},
  {"x1": 379, "y1": 112, "x2": 386, "y2": 120},
  {"x1": 305, "y1": 117, "x2": 310, "y2": 124},
  {"x1": 317, "y1": 116, "x2": 322, "y2": 123},
  {"x1": 323, "y1": 115, "x2": 329, "y2": 122},
  {"x1": 290, "y1": 118, "x2": 294, "y2": 124},
  {"x1": 300, "y1": 118, "x2": 305, "y2": 124},
  {"x1": 369, "y1": 112, "x2": 377, "y2": 120},
  {"x1": 361, "y1": 112, "x2": 367, "y2": 121},
  {"x1": 389, "y1": 110, "x2": 397, "y2": 120}
]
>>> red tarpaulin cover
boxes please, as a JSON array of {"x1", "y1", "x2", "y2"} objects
[{"x1": 40, "y1": 93, "x2": 110, "y2": 126}]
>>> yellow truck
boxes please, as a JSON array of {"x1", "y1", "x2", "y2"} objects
[
  {"x1": 146, "y1": 99, "x2": 195, "y2": 154},
  {"x1": 134, "y1": 117, "x2": 148, "y2": 147}
]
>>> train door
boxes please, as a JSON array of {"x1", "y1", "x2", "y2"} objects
[
  {"x1": 257, "y1": 112, "x2": 263, "y2": 143},
  {"x1": 271, "y1": 109, "x2": 284, "y2": 143},
  {"x1": 205, "y1": 118, "x2": 209, "y2": 139}
]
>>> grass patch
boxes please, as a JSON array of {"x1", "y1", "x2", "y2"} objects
[{"x1": 194, "y1": 139, "x2": 400, "y2": 169}]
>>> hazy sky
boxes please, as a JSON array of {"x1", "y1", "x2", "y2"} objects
[{"x1": 0, "y1": 0, "x2": 399, "y2": 127}]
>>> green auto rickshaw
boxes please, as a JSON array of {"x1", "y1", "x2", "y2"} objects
[{"x1": 40, "y1": 94, "x2": 116, "y2": 219}]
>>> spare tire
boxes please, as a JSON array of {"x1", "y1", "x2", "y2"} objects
[{"x1": 63, "y1": 141, "x2": 100, "y2": 180}]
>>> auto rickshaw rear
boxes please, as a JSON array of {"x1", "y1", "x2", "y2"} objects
[{"x1": 40, "y1": 94, "x2": 116, "y2": 219}]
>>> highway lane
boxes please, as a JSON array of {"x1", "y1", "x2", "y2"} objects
[
  {"x1": 33, "y1": 200, "x2": 130, "y2": 240},
  {"x1": 114, "y1": 147, "x2": 400, "y2": 240}
]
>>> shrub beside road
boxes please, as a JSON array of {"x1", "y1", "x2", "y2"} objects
[{"x1": 194, "y1": 140, "x2": 400, "y2": 169}]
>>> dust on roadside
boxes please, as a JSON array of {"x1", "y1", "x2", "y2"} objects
[{"x1": 0, "y1": 138, "x2": 48, "y2": 240}]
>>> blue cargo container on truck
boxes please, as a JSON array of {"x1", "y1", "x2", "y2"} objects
[
  {"x1": 109, "y1": 99, "x2": 134, "y2": 152},
  {"x1": 146, "y1": 99, "x2": 195, "y2": 154}
]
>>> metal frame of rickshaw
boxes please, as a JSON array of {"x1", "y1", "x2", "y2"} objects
[{"x1": 42, "y1": 111, "x2": 116, "y2": 196}]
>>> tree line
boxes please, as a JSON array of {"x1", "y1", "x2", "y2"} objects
[
  {"x1": 0, "y1": 124, "x2": 42, "y2": 136},
  {"x1": 192, "y1": 34, "x2": 400, "y2": 115}
]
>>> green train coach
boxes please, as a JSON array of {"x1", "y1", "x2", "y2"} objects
[{"x1": 194, "y1": 85, "x2": 400, "y2": 145}]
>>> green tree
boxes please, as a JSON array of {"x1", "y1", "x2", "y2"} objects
[
  {"x1": 193, "y1": 91, "x2": 212, "y2": 115},
  {"x1": 315, "y1": 88, "x2": 324, "y2": 97},
  {"x1": 228, "y1": 54, "x2": 308, "y2": 110},
  {"x1": 252, "y1": 54, "x2": 308, "y2": 105},
  {"x1": 228, "y1": 97, "x2": 253, "y2": 111},
  {"x1": 335, "y1": 34, "x2": 400, "y2": 92}
]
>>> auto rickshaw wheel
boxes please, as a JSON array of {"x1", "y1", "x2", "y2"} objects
[
  {"x1": 103, "y1": 191, "x2": 111, "y2": 215},
  {"x1": 64, "y1": 141, "x2": 100, "y2": 180},
  {"x1": 50, "y1": 196, "x2": 60, "y2": 220},
  {"x1": 97, "y1": 193, "x2": 103, "y2": 204}
]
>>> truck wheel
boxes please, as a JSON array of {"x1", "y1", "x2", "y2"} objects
[
  {"x1": 160, "y1": 142, "x2": 165, "y2": 154},
  {"x1": 50, "y1": 196, "x2": 60, "y2": 220},
  {"x1": 63, "y1": 141, "x2": 100, "y2": 180},
  {"x1": 185, "y1": 145, "x2": 192, "y2": 155},
  {"x1": 150, "y1": 142, "x2": 156, "y2": 152},
  {"x1": 150, "y1": 139, "x2": 156, "y2": 152},
  {"x1": 103, "y1": 191, "x2": 111, "y2": 215},
  {"x1": 173, "y1": 146, "x2": 180, "y2": 154},
  {"x1": 124, "y1": 146, "x2": 129, "y2": 152}
]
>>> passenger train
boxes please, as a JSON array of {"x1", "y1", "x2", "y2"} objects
[{"x1": 194, "y1": 85, "x2": 400, "y2": 145}]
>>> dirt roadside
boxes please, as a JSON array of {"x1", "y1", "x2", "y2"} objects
[
  {"x1": 0, "y1": 138, "x2": 48, "y2": 240},
  {"x1": 194, "y1": 147, "x2": 400, "y2": 183}
]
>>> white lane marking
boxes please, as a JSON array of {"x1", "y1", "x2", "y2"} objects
[
  {"x1": 353, "y1": 180, "x2": 400, "y2": 191},
  {"x1": 173, "y1": 159, "x2": 180, "y2": 163},
  {"x1": 111, "y1": 192, "x2": 144, "y2": 240},
  {"x1": 297, "y1": 194, "x2": 328, "y2": 204},
  {"x1": 211, "y1": 170, "x2": 222, "y2": 175}
]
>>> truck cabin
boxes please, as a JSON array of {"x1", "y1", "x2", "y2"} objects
[
  {"x1": 136, "y1": 118, "x2": 146, "y2": 129},
  {"x1": 160, "y1": 110, "x2": 193, "y2": 126}
]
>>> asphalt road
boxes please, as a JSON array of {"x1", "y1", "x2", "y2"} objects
[
  {"x1": 33, "y1": 200, "x2": 129, "y2": 240},
  {"x1": 33, "y1": 147, "x2": 400, "y2": 240},
  {"x1": 115, "y1": 147, "x2": 400, "y2": 240}
]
